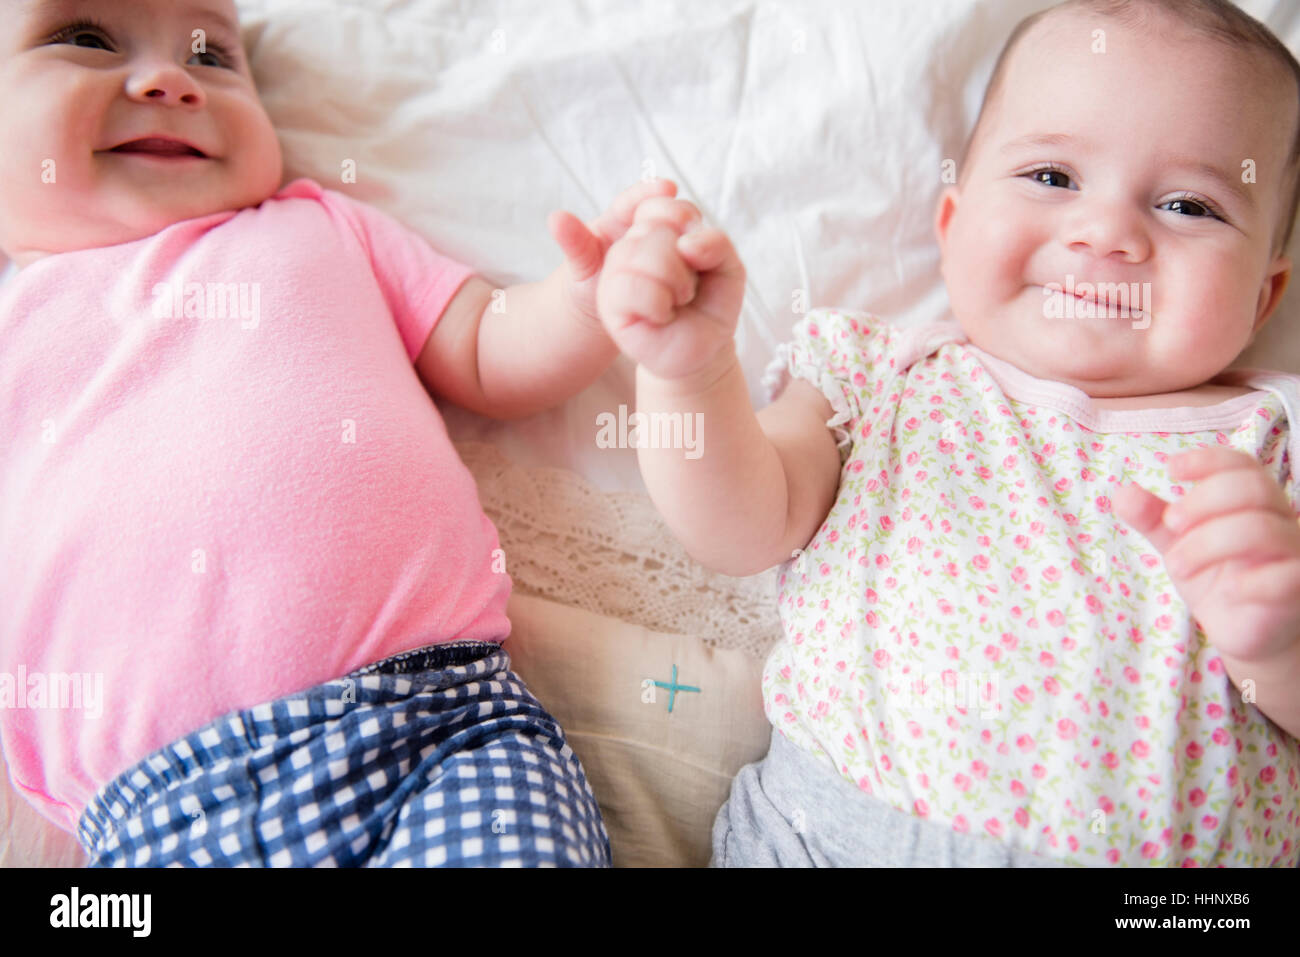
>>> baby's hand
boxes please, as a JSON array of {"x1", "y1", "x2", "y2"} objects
[
  {"x1": 1114, "y1": 448, "x2": 1300, "y2": 665},
  {"x1": 595, "y1": 197, "x2": 746, "y2": 382},
  {"x1": 548, "y1": 179, "x2": 680, "y2": 331}
]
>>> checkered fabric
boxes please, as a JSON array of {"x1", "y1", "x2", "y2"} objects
[{"x1": 76, "y1": 640, "x2": 611, "y2": 867}]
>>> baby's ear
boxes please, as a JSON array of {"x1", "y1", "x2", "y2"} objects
[
  {"x1": 935, "y1": 187, "x2": 961, "y2": 255},
  {"x1": 1253, "y1": 252, "x2": 1291, "y2": 334}
]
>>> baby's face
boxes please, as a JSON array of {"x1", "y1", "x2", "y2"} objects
[
  {"x1": 937, "y1": 10, "x2": 1295, "y2": 398},
  {"x1": 0, "y1": 0, "x2": 283, "y2": 267}
]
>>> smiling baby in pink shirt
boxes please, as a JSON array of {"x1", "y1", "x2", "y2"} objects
[{"x1": 0, "y1": 0, "x2": 701, "y2": 867}]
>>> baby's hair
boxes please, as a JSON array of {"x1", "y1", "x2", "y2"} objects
[{"x1": 959, "y1": 0, "x2": 1300, "y2": 253}]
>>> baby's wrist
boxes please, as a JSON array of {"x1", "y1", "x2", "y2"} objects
[
  {"x1": 548, "y1": 264, "x2": 608, "y2": 339},
  {"x1": 638, "y1": 343, "x2": 739, "y2": 399}
]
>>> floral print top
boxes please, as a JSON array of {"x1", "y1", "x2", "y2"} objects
[{"x1": 761, "y1": 308, "x2": 1300, "y2": 866}]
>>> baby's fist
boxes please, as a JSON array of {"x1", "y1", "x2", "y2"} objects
[{"x1": 597, "y1": 197, "x2": 745, "y2": 382}]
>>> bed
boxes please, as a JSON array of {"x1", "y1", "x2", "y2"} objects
[{"x1": 4, "y1": 0, "x2": 1300, "y2": 868}]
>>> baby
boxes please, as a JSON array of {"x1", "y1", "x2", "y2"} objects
[
  {"x1": 0, "y1": 0, "x2": 702, "y2": 867},
  {"x1": 598, "y1": 0, "x2": 1300, "y2": 866}
]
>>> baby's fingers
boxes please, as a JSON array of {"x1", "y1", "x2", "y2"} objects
[
  {"x1": 676, "y1": 227, "x2": 743, "y2": 276},
  {"x1": 1113, "y1": 480, "x2": 1177, "y2": 554},
  {"x1": 1161, "y1": 457, "x2": 1292, "y2": 534},
  {"x1": 618, "y1": 224, "x2": 699, "y2": 306},
  {"x1": 591, "y1": 179, "x2": 678, "y2": 244},
  {"x1": 1225, "y1": 556, "x2": 1300, "y2": 608},
  {"x1": 548, "y1": 210, "x2": 603, "y2": 282},
  {"x1": 676, "y1": 227, "x2": 746, "y2": 318},
  {"x1": 599, "y1": 268, "x2": 677, "y2": 328},
  {"x1": 630, "y1": 195, "x2": 701, "y2": 233},
  {"x1": 1163, "y1": 509, "x2": 1300, "y2": 581}
]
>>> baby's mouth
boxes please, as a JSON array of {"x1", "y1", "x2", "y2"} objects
[
  {"x1": 106, "y1": 137, "x2": 208, "y2": 158},
  {"x1": 1039, "y1": 283, "x2": 1138, "y2": 314}
]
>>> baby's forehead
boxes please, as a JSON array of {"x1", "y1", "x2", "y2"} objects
[{"x1": 996, "y1": 9, "x2": 1296, "y2": 145}]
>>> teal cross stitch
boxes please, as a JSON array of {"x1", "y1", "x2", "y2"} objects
[{"x1": 650, "y1": 664, "x2": 700, "y2": 713}]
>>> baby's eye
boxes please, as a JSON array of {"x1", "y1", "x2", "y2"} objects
[
  {"x1": 1159, "y1": 196, "x2": 1222, "y2": 221},
  {"x1": 49, "y1": 21, "x2": 113, "y2": 51},
  {"x1": 187, "y1": 50, "x2": 227, "y2": 69},
  {"x1": 1023, "y1": 167, "x2": 1074, "y2": 190}
]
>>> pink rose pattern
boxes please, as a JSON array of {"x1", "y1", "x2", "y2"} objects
[{"x1": 762, "y1": 309, "x2": 1300, "y2": 867}]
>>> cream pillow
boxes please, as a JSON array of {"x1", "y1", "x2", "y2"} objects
[{"x1": 503, "y1": 592, "x2": 772, "y2": 867}]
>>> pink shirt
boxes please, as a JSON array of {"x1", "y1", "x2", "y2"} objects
[{"x1": 0, "y1": 179, "x2": 511, "y2": 832}]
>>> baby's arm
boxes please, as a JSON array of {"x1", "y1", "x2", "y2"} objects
[
  {"x1": 597, "y1": 202, "x2": 841, "y2": 577},
  {"x1": 641, "y1": 361, "x2": 841, "y2": 577},
  {"x1": 416, "y1": 272, "x2": 610, "y2": 420},
  {"x1": 416, "y1": 179, "x2": 694, "y2": 420}
]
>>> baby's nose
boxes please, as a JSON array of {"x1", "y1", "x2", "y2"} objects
[
  {"x1": 125, "y1": 62, "x2": 205, "y2": 108},
  {"x1": 1062, "y1": 199, "x2": 1150, "y2": 263}
]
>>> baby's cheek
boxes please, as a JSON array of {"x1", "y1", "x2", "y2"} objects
[
  {"x1": 0, "y1": 151, "x2": 52, "y2": 255},
  {"x1": 228, "y1": 109, "x2": 285, "y2": 207},
  {"x1": 946, "y1": 207, "x2": 1028, "y2": 314},
  {"x1": 1149, "y1": 252, "x2": 1257, "y2": 370}
]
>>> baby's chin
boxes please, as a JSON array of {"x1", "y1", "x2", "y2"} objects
[
  {"x1": 76, "y1": 185, "x2": 264, "y2": 248},
  {"x1": 958, "y1": 313, "x2": 1136, "y2": 385},
  {"x1": 3, "y1": 183, "x2": 271, "y2": 263},
  {"x1": 6, "y1": 212, "x2": 216, "y2": 263}
]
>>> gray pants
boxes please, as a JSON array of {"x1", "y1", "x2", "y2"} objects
[{"x1": 710, "y1": 726, "x2": 1066, "y2": 867}]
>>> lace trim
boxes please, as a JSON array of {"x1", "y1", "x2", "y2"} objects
[
  {"x1": 455, "y1": 440, "x2": 782, "y2": 660},
  {"x1": 761, "y1": 341, "x2": 854, "y2": 461}
]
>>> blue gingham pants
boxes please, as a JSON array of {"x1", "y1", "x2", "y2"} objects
[{"x1": 76, "y1": 640, "x2": 611, "y2": 867}]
